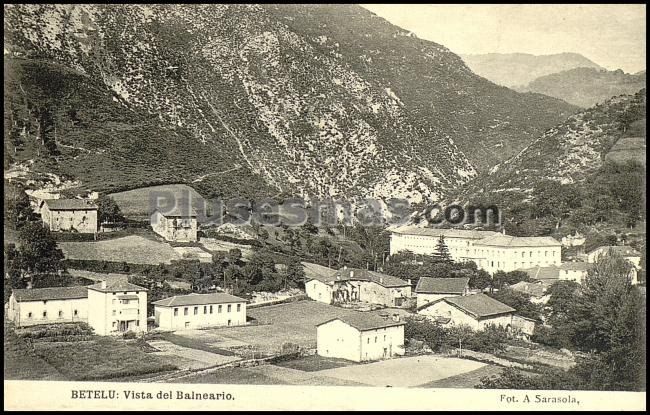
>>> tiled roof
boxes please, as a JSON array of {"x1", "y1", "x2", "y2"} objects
[
  {"x1": 152, "y1": 292, "x2": 245, "y2": 307},
  {"x1": 474, "y1": 234, "x2": 561, "y2": 247},
  {"x1": 419, "y1": 293, "x2": 515, "y2": 318},
  {"x1": 43, "y1": 199, "x2": 98, "y2": 210},
  {"x1": 335, "y1": 268, "x2": 410, "y2": 287},
  {"x1": 559, "y1": 262, "x2": 593, "y2": 271},
  {"x1": 302, "y1": 262, "x2": 337, "y2": 284},
  {"x1": 390, "y1": 225, "x2": 498, "y2": 240},
  {"x1": 12, "y1": 286, "x2": 88, "y2": 302},
  {"x1": 588, "y1": 246, "x2": 642, "y2": 257},
  {"x1": 117, "y1": 294, "x2": 140, "y2": 300},
  {"x1": 516, "y1": 265, "x2": 560, "y2": 282},
  {"x1": 415, "y1": 277, "x2": 469, "y2": 294},
  {"x1": 510, "y1": 281, "x2": 548, "y2": 298},
  {"x1": 317, "y1": 313, "x2": 405, "y2": 331},
  {"x1": 152, "y1": 205, "x2": 198, "y2": 217},
  {"x1": 88, "y1": 280, "x2": 148, "y2": 293}
]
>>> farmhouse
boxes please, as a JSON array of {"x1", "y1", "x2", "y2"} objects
[
  {"x1": 415, "y1": 277, "x2": 470, "y2": 308},
  {"x1": 40, "y1": 199, "x2": 98, "y2": 233},
  {"x1": 416, "y1": 293, "x2": 515, "y2": 331},
  {"x1": 559, "y1": 262, "x2": 593, "y2": 284},
  {"x1": 7, "y1": 286, "x2": 89, "y2": 327},
  {"x1": 150, "y1": 207, "x2": 198, "y2": 242},
  {"x1": 87, "y1": 280, "x2": 148, "y2": 335},
  {"x1": 153, "y1": 293, "x2": 247, "y2": 330},
  {"x1": 316, "y1": 313, "x2": 405, "y2": 362},
  {"x1": 586, "y1": 246, "x2": 642, "y2": 269},
  {"x1": 389, "y1": 226, "x2": 498, "y2": 261},
  {"x1": 303, "y1": 262, "x2": 337, "y2": 304},
  {"x1": 7, "y1": 280, "x2": 148, "y2": 336}
]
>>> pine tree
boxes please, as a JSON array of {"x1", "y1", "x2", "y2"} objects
[{"x1": 433, "y1": 235, "x2": 452, "y2": 263}]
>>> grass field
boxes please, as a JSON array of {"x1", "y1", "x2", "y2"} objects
[
  {"x1": 173, "y1": 301, "x2": 402, "y2": 355},
  {"x1": 108, "y1": 184, "x2": 207, "y2": 221},
  {"x1": 58, "y1": 235, "x2": 182, "y2": 265},
  {"x1": 4, "y1": 324, "x2": 176, "y2": 381}
]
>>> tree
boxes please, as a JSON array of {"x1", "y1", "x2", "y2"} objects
[
  {"x1": 284, "y1": 256, "x2": 305, "y2": 289},
  {"x1": 97, "y1": 194, "x2": 124, "y2": 224},
  {"x1": 301, "y1": 218, "x2": 318, "y2": 235},
  {"x1": 227, "y1": 248, "x2": 242, "y2": 264},
  {"x1": 4, "y1": 182, "x2": 35, "y2": 228},
  {"x1": 16, "y1": 222, "x2": 65, "y2": 287},
  {"x1": 488, "y1": 288, "x2": 541, "y2": 321},
  {"x1": 432, "y1": 235, "x2": 452, "y2": 263}
]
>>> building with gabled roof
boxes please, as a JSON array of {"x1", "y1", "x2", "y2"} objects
[
  {"x1": 559, "y1": 262, "x2": 593, "y2": 284},
  {"x1": 415, "y1": 277, "x2": 470, "y2": 308},
  {"x1": 509, "y1": 281, "x2": 551, "y2": 304},
  {"x1": 152, "y1": 293, "x2": 247, "y2": 330},
  {"x1": 316, "y1": 313, "x2": 405, "y2": 362},
  {"x1": 150, "y1": 207, "x2": 198, "y2": 242},
  {"x1": 416, "y1": 293, "x2": 516, "y2": 331},
  {"x1": 7, "y1": 286, "x2": 90, "y2": 327},
  {"x1": 303, "y1": 265, "x2": 412, "y2": 308},
  {"x1": 586, "y1": 246, "x2": 642, "y2": 269},
  {"x1": 40, "y1": 198, "x2": 98, "y2": 233},
  {"x1": 516, "y1": 265, "x2": 561, "y2": 284}
]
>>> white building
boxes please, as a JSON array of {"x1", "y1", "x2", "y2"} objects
[
  {"x1": 416, "y1": 293, "x2": 515, "y2": 331},
  {"x1": 40, "y1": 199, "x2": 98, "y2": 233},
  {"x1": 389, "y1": 226, "x2": 498, "y2": 261},
  {"x1": 316, "y1": 313, "x2": 405, "y2": 362},
  {"x1": 414, "y1": 277, "x2": 470, "y2": 308},
  {"x1": 303, "y1": 264, "x2": 412, "y2": 308},
  {"x1": 558, "y1": 262, "x2": 593, "y2": 284},
  {"x1": 389, "y1": 226, "x2": 562, "y2": 274},
  {"x1": 471, "y1": 234, "x2": 562, "y2": 274},
  {"x1": 87, "y1": 280, "x2": 148, "y2": 335},
  {"x1": 150, "y1": 207, "x2": 198, "y2": 242},
  {"x1": 509, "y1": 281, "x2": 551, "y2": 304},
  {"x1": 153, "y1": 293, "x2": 247, "y2": 330},
  {"x1": 7, "y1": 286, "x2": 89, "y2": 326},
  {"x1": 7, "y1": 280, "x2": 148, "y2": 336},
  {"x1": 586, "y1": 246, "x2": 642, "y2": 269}
]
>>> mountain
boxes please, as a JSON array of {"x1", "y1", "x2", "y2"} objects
[
  {"x1": 4, "y1": 4, "x2": 577, "y2": 204},
  {"x1": 515, "y1": 68, "x2": 646, "y2": 108},
  {"x1": 461, "y1": 52, "x2": 604, "y2": 88},
  {"x1": 459, "y1": 89, "x2": 646, "y2": 197}
]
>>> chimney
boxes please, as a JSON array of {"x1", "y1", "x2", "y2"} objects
[
  {"x1": 392, "y1": 314, "x2": 400, "y2": 322},
  {"x1": 101, "y1": 280, "x2": 107, "y2": 289}
]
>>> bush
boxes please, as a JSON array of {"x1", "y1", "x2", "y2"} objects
[
  {"x1": 122, "y1": 331, "x2": 137, "y2": 340},
  {"x1": 16, "y1": 322, "x2": 95, "y2": 339},
  {"x1": 404, "y1": 318, "x2": 508, "y2": 354}
]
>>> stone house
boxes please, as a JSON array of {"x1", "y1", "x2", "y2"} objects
[
  {"x1": 150, "y1": 207, "x2": 198, "y2": 242},
  {"x1": 40, "y1": 199, "x2": 98, "y2": 233},
  {"x1": 416, "y1": 293, "x2": 515, "y2": 331}
]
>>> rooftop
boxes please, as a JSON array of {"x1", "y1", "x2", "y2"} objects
[
  {"x1": 419, "y1": 293, "x2": 515, "y2": 318},
  {"x1": 42, "y1": 199, "x2": 98, "y2": 211},
  {"x1": 302, "y1": 261, "x2": 337, "y2": 284},
  {"x1": 588, "y1": 245, "x2": 642, "y2": 257},
  {"x1": 12, "y1": 286, "x2": 89, "y2": 302},
  {"x1": 335, "y1": 268, "x2": 410, "y2": 287},
  {"x1": 390, "y1": 225, "x2": 498, "y2": 239},
  {"x1": 516, "y1": 265, "x2": 561, "y2": 282},
  {"x1": 88, "y1": 280, "x2": 148, "y2": 293},
  {"x1": 509, "y1": 281, "x2": 548, "y2": 298},
  {"x1": 559, "y1": 262, "x2": 593, "y2": 271},
  {"x1": 474, "y1": 234, "x2": 561, "y2": 247},
  {"x1": 415, "y1": 277, "x2": 470, "y2": 294},
  {"x1": 152, "y1": 292, "x2": 246, "y2": 307},
  {"x1": 318, "y1": 313, "x2": 405, "y2": 331}
]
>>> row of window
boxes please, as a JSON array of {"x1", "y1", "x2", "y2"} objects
[
  {"x1": 173, "y1": 303, "x2": 241, "y2": 317},
  {"x1": 26, "y1": 309, "x2": 79, "y2": 319},
  {"x1": 112, "y1": 309, "x2": 140, "y2": 316}
]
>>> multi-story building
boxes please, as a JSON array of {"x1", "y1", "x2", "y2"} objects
[
  {"x1": 414, "y1": 277, "x2": 470, "y2": 308},
  {"x1": 153, "y1": 293, "x2": 247, "y2": 330},
  {"x1": 316, "y1": 313, "x2": 405, "y2": 362},
  {"x1": 7, "y1": 280, "x2": 148, "y2": 336},
  {"x1": 389, "y1": 226, "x2": 498, "y2": 261},
  {"x1": 150, "y1": 207, "x2": 198, "y2": 242},
  {"x1": 417, "y1": 293, "x2": 515, "y2": 331},
  {"x1": 39, "y1": 199, "x2": 98, "y2": 233}
]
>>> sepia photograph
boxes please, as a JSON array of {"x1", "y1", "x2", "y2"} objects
[{"x1": 3, "y1": 3, "x2": 646, "y2": 411}]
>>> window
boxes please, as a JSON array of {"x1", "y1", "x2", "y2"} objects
[
  {"x1": 58, "y1": 310, "x2": 63, "y2": 318},
  {"x1": 112, "y1": 292, "x2": 116, "y2": 295},
  {"x1": 73, "y1": 310, "x2": 78, "y2": 316},
  {"x1": 367, "y1": 338, "x2": 370, "y2": 344},
  {"x1": 136, "y1": 320, "x2": 139, "y2": 327},
  {"x1": 27, "y1": 312, "x2": 33, "y2": 319},
  {"x1": 237, "y1": 304, "x2": 241, "y2": 312},
  {"x1": 545, "y1": 251, "x2": 548, "y2": 257},
  {"x1": 174, "y1": 308, "x2": 178, "y2": 317},
  {"x1": 43, "y1": 300, "x2": 48, "y2": 304},
  {"x1": 374, "y1": 336, "x2": 377, "y2": 343},
  {"x1": 529, "y1": 251, "x2": 533, "y2": 257},
  {"x1": 124, "y1": 292, "x2": 127, "y2": 295},
  {"x1": 43, "y1": 311, "x2": 47, "y2": 318},
  {"x1": 204, "y1": 306, "x2": 207, "y2": 314},
  {"x1": 521, "y1": 252, "x2": 525, "y2": 258},
  {"x1": 209, "y1": 305, "x2": 213, "y2": 314},
  {"x1": 184, "y1": 307, "x2": 188, "y2": 316},
  {"x1": 227, "y1": 305, "x2": 232, "y2": 313},
  {"x1": 218, "y1": 305, "x2": 222, "y2": 313},
  {"x1": 112, "y1": 310, "x2": 116, "y2": 316},
  {"x1": 384, "y1": 335, "x2": 386, "y2": 341},
  {"x1": 112, "y1": 322, "x2": 116, "y2": 328},
  {"x1": 194, "y1": 307, "x2": 198, "y2": 315}
]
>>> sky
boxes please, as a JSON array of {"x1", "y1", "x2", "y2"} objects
[{"x1": 360, "y1": 4, "x2": 646, "y2": 73}]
